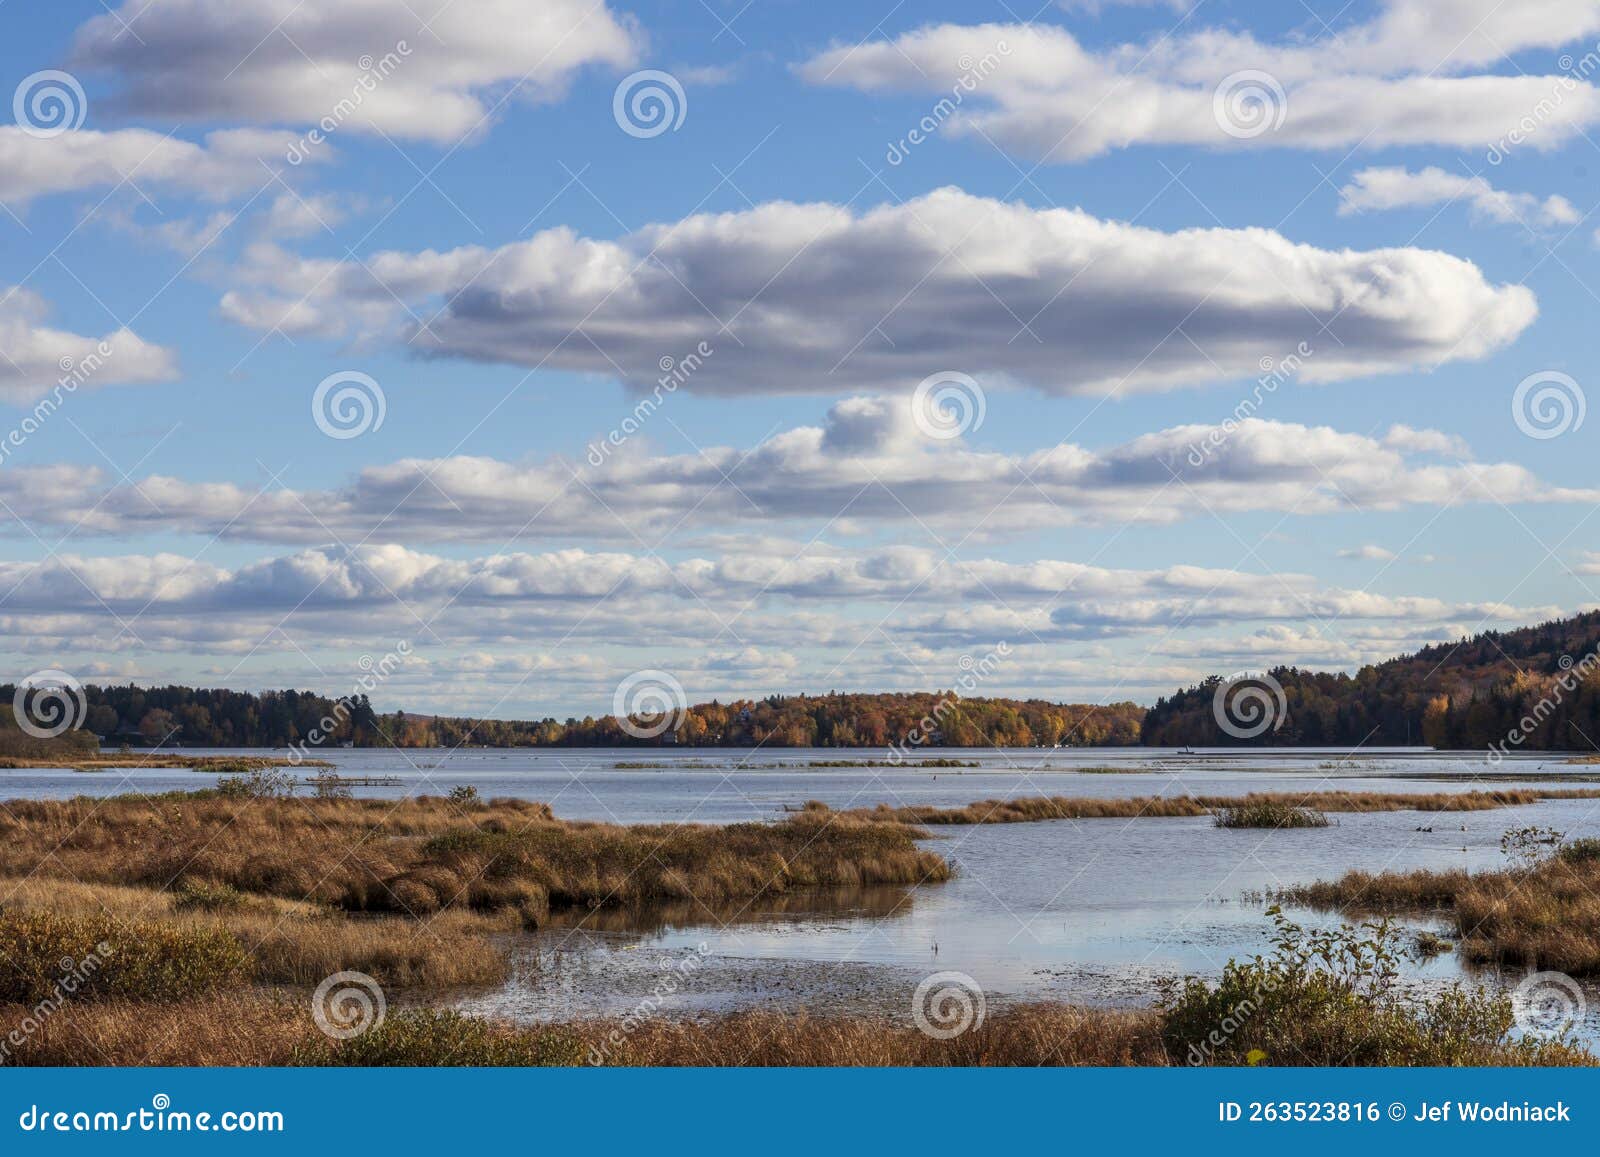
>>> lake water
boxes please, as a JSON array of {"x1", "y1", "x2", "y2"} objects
[{"x1": 11, "y1": 746, "x2": 1600, "y2": 1039}]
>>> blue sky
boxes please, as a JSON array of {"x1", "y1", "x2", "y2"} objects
[{"x1": 1, "y1": 0, "x2": 1597, "y2": 720}]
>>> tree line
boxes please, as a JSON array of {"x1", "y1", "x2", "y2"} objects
[
  {"x1": 0, "y1": 683, "x2": 1144, "y2": 751},
  {"x1": 17, "y1": 608, "x2": 1600, "y2": 754}
]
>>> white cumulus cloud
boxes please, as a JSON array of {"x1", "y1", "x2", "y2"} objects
[
  {"x1": 215, "y1": 187, "x2": 1538, "y2": 397},
  {"x1": 1339, "y1": 166, "x2": 1582, "y2": 229},
  {"x1": 71, "y1": 0, "x2": 640, "y2": 144}
]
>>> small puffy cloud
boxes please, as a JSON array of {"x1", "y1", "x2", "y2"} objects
[
  {"x1": 1382, "y1": 424, "x2": 1473, "y2": 459},
  {"x1": 1339, "y1": 544, "x2": 1398, "y2": 561},
  {"x1": 0, "y1": 288, "x2": 176, "y2": 404},
  {"x1": 105, "y1": 208, "x2": 235, "y2": 257},
  {"x1": 71, "y1": 0, "x2": 639, "y2": 144},
  {"x1": 677, "y1": 64, "x2": 740, "y2": 86},
  {"x1": 1339, "y1": 167, "x2": 1582, "y2": 229},
  {"x1": 258, "y1": 192, "x2": 357, "y2": 240},
  {"x1": 216, "y1": 187, "x2": 1537, "y2": 397}
]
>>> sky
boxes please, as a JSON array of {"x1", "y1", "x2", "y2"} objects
[{"x1": 0, "y1": 0, "x2": 1597, "y2": 722}]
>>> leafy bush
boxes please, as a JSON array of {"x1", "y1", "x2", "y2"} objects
[
  {"x1": 215, "y1": 768, "x2": 296, "y2": 799},
  {"x1": 1502, "y1": 825, "x2": 1564, "y2": 869},
  {"x1": 1161, "y1": 907, "x2": 1581, "y2": 1066},
  {"x1": 1559, "y1": 837, "x2": 1600, "y2": 865},
  {"x1": 447, "y1": 784, "x2": 481, "y2": 806},
  {"x1": 309, "y1": 772, "x2": 352, "y2": 800}
]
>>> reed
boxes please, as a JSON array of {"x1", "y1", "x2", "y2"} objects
[
  {"x1": 818, "y1": 789, "x2": 1598, "y2": 826},
  {"x1": 1279, "y1": 850, "x2": 1600, "y2": 975},
  {"x1": 1213, "y1": 801, "x2": 1330, "y2": 829}
]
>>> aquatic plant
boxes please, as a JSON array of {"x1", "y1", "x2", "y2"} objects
[{"x1": 1279, "y1": 828, "x2": 1600, "y2": 975}]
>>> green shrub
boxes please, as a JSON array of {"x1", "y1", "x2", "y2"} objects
[
  {"x1": 1502, "y1": 825, "x2": 1565, "y2": 868},
  {"x1": 0, "y1": 909, "x2": 250, "y2": 1003},
  {"x1": 448, "y1": 784, "x2": 481, "y2": 806},
  {"x1": 1559, "y1": 837, "x2": 1600, "y2": 864},
  {"x1": 309, "y1": 772, "x2": 352, "y2": 800},
  {"x1": 216, "y1": 768, "x2": 296, "y2": 799},
  {"x1": 1161, "y1": 908, "x2": 1582, "y2": 1066}
]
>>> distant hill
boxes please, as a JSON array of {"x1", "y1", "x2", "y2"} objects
[{"x1": 1143, "y1": 611, "x2": 1600, "y2": 751}]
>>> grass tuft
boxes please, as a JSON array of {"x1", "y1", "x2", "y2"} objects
[{"x1": 1214, "y1": 801, "x2": 1330, "y2": 829}]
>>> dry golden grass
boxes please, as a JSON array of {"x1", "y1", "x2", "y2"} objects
[
  {"x1": 0, "y1": 795, "x2": 946, "y2": 1001},
  {"x1": 1453, "y1": 859, "x2": 1600, "y2": 974},
  {"x1": 1214, "y1": 801, "x2": 1329, "y2": 828},
  {"x1": 6, "y1": 996, "x2": 1585, "y2": 1068},
  {"x1": 1277, "y1": 867, "x2": 1472, "y2": 912},
  {"x1": 0, "y1": 996, "x2": 1164, "y2": 1067},
  {"x1": 586, "y1": 1005, "x2": 1166, "y2": 1066},
  {"x1": 0, "y1": 994, "x2": 319, "y2": 1066},
  {"x1": 0, "y1": 795, "x2": 947, "y2": 922},
  {"x1": 0, "y1": 875, "x2": 510, "y2": 990},
  {"x1": 821, "y1": 789, "x2": 1600, "y2": 826}
]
